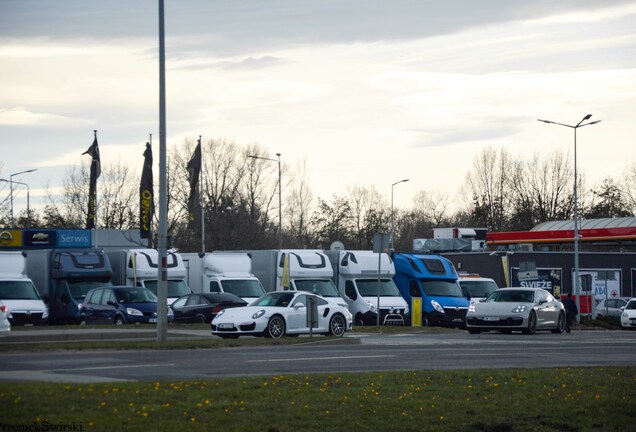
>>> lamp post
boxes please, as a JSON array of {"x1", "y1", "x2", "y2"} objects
[
  {"x1": 390, "y1": 178, "x2": 409, "y2": 250},
  {"x1": 538, "y1": 114, "x2": 601, "y2": 322},
  {"x1": 9, "y1": 169, "x2": 37, "y2": 227},
  {"x1": 248, "y1": 153, "x2": 282, "y2": 249}
]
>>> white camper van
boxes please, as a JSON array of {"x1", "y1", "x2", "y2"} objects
[
  {"x1": 327, "y1": 250, "x2": 409, "y2": 326},
  {"x1": 181, "y1": 252, "x2": 265, "y2": 303},
  {"x1": 0, "y1": 251, "x2": 48, "y2": 325},
  {"x1": 458, "y1": 274, "x2": 499, "y2": 305}
]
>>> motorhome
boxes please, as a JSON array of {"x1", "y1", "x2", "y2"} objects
[
  {"x1": 25, "y1": 249, "x2": 112, "y2": 324},
  {"x1": 246, "y1": 249, "x2": 347, "y2": 308},
  {"x1": 107, "y1": 248, "x2": 191, "y2": 304},
  {"x1": 326, "y1": 250, "x2": 408, "y2": 326},
  {"x1": 181, "y1": 252, "x2": 265, "y2": 302}
]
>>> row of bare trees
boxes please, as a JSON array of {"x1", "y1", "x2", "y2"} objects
[{"x1": 1, "y1": 141, "x2": 635, "y2": 252}]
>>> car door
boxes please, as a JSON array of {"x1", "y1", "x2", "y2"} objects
[
  {"x1": 536, "y1": 291, "x2": 557, "y2": 328},
  {"x1": 287, "y1": 294, "x2": 309, "y2": 333},
  {"x1": 82, "y1": 289, "x2": 101, "y2": 324},
  {"x1": 100, "y1": 289, "x2": 118, "y2": 323},
  {"x1": 170, "y1": 296, "x2": 188, "y2": 322}
]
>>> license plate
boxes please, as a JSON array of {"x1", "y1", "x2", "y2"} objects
[
  {"x1": 218, "y1": 323, "x2": 233, "y2": 329},
  {"x1": 149, "y1": 318, "x2": 157, "y2": 323},
  {"x1": 483, "y1": 316, "x2": 500, "y2": 321}
]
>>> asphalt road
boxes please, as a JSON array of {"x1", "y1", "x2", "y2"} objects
[{"x1": 1, "y1": 329, "x2": 635, "y2": 383}]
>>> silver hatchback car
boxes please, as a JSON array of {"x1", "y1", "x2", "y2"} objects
[{"x1": 595, "y1": 297, "x2": 630, "y2": 319}]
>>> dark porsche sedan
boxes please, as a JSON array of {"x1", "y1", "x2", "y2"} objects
[{"x1": 170, "y1": 292, "x2": 247, "y2": 324}]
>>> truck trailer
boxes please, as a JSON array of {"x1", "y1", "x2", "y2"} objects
[
  {"x1": 25, "y1": 249, "x2": 112, "y2": 324},
  {"x1": 181, "y1": 252, "x2": 265, "y2": 302}
]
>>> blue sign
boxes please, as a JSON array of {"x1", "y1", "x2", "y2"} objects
[
  {"x1": 57, "y1": 230, "x2": 92, "y2": 248},
  {"x1": 24, "y1": 230, "x2": 57, "y2": 247}
]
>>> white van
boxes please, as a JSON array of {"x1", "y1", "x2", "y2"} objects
[
  {"x1": 458, "y1": 275, "x2": 499, "y2": 305},
  {"x1": 0, "y1": 252, "x2": 48, "y2": 326}
]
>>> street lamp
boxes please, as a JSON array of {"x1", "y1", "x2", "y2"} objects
[
  {"x1": 538, "y1": 114, "x2": 601, "y2": 322},
  {"x1": 391, "y1": 178, "x2": 409, "y2": 250},
  {"x1": 9, "y1": 169, "x2": 37, "y2": 227},
  {"x1": 1, "y1": 179, "x2": 31, "y2": 228},
  {"x1": 248, "y1": 153, "x2": 282, "y2": 249}
]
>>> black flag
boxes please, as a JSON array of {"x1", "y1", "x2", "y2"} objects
[
  {"x1": 186, "y1": 139, "x2": 202, "y2": 229},
  {"x1": 82, "y1": 131, "x2": 101, "y2": 229},
  {"x1": 140, "y1": 142, "x2": 154, "y2": 239}
]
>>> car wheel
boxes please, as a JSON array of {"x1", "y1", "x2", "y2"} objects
[
  {"x1": 266, "y1": 315, "x2": 286, "y2": 339},
  {"x1": 114, "y1": 316, "x2": 124, "y2": 326},
  {"x1": 552, "y1": 311, "x2": 566, "y2": 334},
  {"x1": 194, "y1": 314, "x2": 207, "y2": 324},
  {"x1": 329, "y1": 313, "x2": 346, "y2": 337},
  {"x1": 523, "y1": 311, "x2": 537, "y2": 335}
]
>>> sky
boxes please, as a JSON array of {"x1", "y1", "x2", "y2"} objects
[{"x1": 1, "y1": 0, "x2": 635, "y2": 218}]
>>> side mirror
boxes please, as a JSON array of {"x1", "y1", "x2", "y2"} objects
[
  {"x1": 466, "y1": 293, "x2": 472, "y2": 301},
  {"x1": 43, "y1": 294, "x2": 49, "y2": 304},
  {"x1": 107, "y1": 300, "x2": 118, "y2": 308}
]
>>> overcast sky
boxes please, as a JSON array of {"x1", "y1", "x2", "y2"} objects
[{"x1": 1, "y1": 0, "x2": 635, "y2": 217}]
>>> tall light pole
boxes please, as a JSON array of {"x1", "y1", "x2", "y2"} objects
[
  {"x1": 248, "y1": 153, "x2": 282, "y2": 249},
  {"x1": 391, "y1": 179, "x2": 409, "y2": 250},
  {"x1": 538, "y1": 114, "x2": 601, "y2": 322},
  {"x1": 10, "y1": 169, "x2": 37, "y2": 227},
  {"x1": 1, "y1": 180, "x2": 31, "y2": 228}
]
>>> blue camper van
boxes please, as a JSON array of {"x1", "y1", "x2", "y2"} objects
[{"x1": 393, "y1": 253, "x2": 469, "y2": 327}]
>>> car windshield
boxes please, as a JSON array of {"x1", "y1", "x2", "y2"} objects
[
  {"x1": 421, "y1": 280, "x2": 464, "y2": 297},
  {"x1": 460, "y1": 280, "x2": 499, "y2": 298},
  {"x1": 357, "y1": 279, "x2": 401, "y2": 297},
  {"x1": 144, "y1": 279, "x2": 191, "y2": 298},
  {"x1": 486, "y1": 290, "x2": 535, "y2": 303},
  {"x1": 294, "y1": 279, "x2": 340, "y2": 297},
  {"x1": 252, "y1": 292, "x2": 295, "y2": 307},
  {"x1": 68, "y1": 280, "x2": 112, "y2": 300},
  {"x1": 626, "y1": 301, "x2": 636, "y2": 310},
  {"x1": 0, "y1": 281, "x2": 41, "y2": 300},
  {"x1": 221, "y1": 279, "x2": 265, "y2": 298},
  {"x1": 115, "y1": 288, "x2": 157, "y2": 303}
]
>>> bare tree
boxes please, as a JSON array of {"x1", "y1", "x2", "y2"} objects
[
  {"x1": 462, "y1": 146, "x2": 514, "y2": 231},
  {"x1": 346, "y1": 184, "x2": 386, "y2": 249},
  {"x1": 286, "y1": 159, "x2": 315, "y2": 248},
  {"x1": 623, "y1": 161, "x2": 636, "y2": 215}
]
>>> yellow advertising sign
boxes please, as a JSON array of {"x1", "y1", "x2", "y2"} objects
[
  {"x1": 281, "y1": 253, "x2": 290, "y2": 289},
  {"x1": 0, "y1": 230, "x2": 23, "y2": 247},
  {"x1": 411, "y1": 297, "x2": 422, "y2": 327}
]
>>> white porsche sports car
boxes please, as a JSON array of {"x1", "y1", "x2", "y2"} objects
[
  {"x1": 211, "y1": 291, "x2": 353, "y2": 339},
  {"x1": 465, "y1": 287, "x2": 566, "y2": 335}
]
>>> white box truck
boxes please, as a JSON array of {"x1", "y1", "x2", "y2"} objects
[
  {"x1": 0, "y1": 251, "x2": 48, "y2": 325},
  {"x1": 245, "y1": 249, "x2": 347, "y2": 308},
  {"x1": 181, "y1": 252, "x2": 265, "y2": 302},
  {"x1": 325, "y1": 250, "x2": 409, "y2": 326},
  {"x1": 107, "y1": 248, "x2": 191, "y2": 304}
]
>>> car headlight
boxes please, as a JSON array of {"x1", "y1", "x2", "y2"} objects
[
  {"x1": 126, "y1": 307, "x2": 143, "y2": 316},
  {"x1": 167, "y1": 308, "x2": 174, "y2": 316},
  {"x1": 468, "y1": 304, "x2": 476, "y2": 313},
  {"x1": 42, "y1": 307, "x2": 49, "y2": 319},
  {"x1": 512, "y1": 305, "x2": 527, "y2": 313},
  {"x1": 622, "y1": 312, "x2": 628, "y2": 318},
  {"x1": 215, "y1": 309, "x2": 225, "y2": 319},
  {"x1": 404, "y1": 304, "x2": 410, "y2": 314},
  {"x1": 252, "y1": 309, "x2": 265, "y2": 319},
  {"x1": 431, "y1": 300, "x2": 444, "y2": 314},
  {"x1": 365, "y1": 300, "x2": 377, "y2": 313}
]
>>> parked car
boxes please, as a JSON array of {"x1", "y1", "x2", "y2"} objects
[
  {"x1": 465, "y1": 287, "x2": 566, "y2": 335},
  {"x1": 0, "y1": 301, "x2": 10, "y2": 337},
  {"x1": 620, "y1": 298, "x2": 636, "y2": 329},
  {"x1": 211, "y1": 291, "x2": 352, "y2": 339},
  {"x1": 80, "y1": 286, "x2": 174, "y2": 325},
  {"x1": 0, "y1": 279, "x2": 48, "y2": 326},
  {"x1": 595, "y1": 297, "x2": 630, "y2": 319},
  {"x1": 458, "y1": 276, "x2": 499, "y2": 305},
  {"x1": 171, "y1": 292, "x2": 247, "y2": 323}
]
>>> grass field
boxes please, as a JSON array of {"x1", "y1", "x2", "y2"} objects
[{"x1": 1, "y1": 367, "x2": 634, "y2": 432}]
